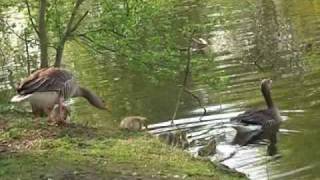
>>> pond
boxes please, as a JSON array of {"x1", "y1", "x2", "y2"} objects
[
  {"x1": 1, "y1": 0, "x2": 320, "y2": 179},
  {"x1": 71, "y1": 0, "x2": 320, "y2": 178}
]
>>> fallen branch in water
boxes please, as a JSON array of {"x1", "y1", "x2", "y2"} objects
[
  {"x1": 184, "y1": 88, "x2": 207, "y2": 118},
  {"x1": 171, "y1": 32, "x2": 194, "y2": 124},
  {"x1": 171, "y1": 32, "x2": 207, "y2": 124}
]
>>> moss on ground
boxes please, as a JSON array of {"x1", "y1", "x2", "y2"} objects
[{"x1": 0, "y1": 112, "x2": 245, "y2": 180}]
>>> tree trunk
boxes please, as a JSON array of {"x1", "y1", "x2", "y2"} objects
[
  {"x1": 54, "y1": 38, "x2": 66, "y2": 67},
  {"x1": 53, "y1": 0, "x2": 85, "y2": 67},
  {"x1": 39, "y1": 0, "x2": 48, "y2": 68},
  {"x1": 24, "y1": 30, "x2": 31, "y2": 75}
]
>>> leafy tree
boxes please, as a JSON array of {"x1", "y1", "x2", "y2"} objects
[
  {"x1": 78, "y1": 0, "x2": 222, "y2": 85},
  {"x1": 24, "y1": 0, "x2": 89, "y2": 67},
  {"x1": 0, "y1": 0, "x2": 90, "y2": 68}
]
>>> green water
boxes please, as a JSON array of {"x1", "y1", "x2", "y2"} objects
[
  {"x1": 70, "y1": 1, "x2": 320, "y2": 178},
  {"x1": 61, "y1": 0, "x2": 320, "y2": 178},
  {"x1": 2, "y1": 0, "x2": 320, "y2": 178}
]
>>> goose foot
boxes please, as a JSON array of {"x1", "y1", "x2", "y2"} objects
[{"x1": 58, "y1": 97, "x2": 66, "y2": 125}]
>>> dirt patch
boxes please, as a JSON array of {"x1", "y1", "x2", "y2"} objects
[
  {"x1": 0, "y1": 122, "x2": 98, "y2": 153},
  {"x1": 40, "y1": 168, "x2": 169, "y2": 180},
  {"x1": 0, "y1": 117, "x2": 8, "y2": 131}
]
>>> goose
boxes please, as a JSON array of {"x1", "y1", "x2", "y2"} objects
[
  {"x1": 11, "y1": 67, "x2": 108, "y2": 124},
  {"x1": 231, "y1": 79, "x2": 281, "y2": 155}
]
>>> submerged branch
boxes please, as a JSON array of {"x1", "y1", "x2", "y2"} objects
[{"x1": 184, "y1": 88, "x2": 207, "y2": 117}]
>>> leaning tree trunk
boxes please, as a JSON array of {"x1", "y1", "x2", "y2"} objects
[
  {"x1": 39, "y1": 0, "x2": 49, "y2": 68},
  {"x1": 53, "y1": 0, "x2": 87, "y2": 67}
]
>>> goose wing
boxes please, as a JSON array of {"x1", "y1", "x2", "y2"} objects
[
  {"x1": 17, "y1": 68, "x2": 73, "y2": 95},
  {"x1": 230, "y1": 109, "x2": 274, "y2": 126}
]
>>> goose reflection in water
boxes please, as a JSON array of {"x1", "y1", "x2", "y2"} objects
[{"x1": 230, "y1": 79, "x2": 281, "y2": 156}]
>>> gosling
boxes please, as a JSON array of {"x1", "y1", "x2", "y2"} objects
[{"x1": 119, "y1": 116, "x2": 147, "y2": 131}]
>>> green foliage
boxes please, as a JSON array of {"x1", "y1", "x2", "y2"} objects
[
  {"x1": 80, "y1": 0, "x2": 222, "y2": 86},
  {"x1": 1, "y1": 0, "x2": 226, "y2": 90},
  {"x1": 1, "y1": 0, "x2": 92, "y2": 69}
]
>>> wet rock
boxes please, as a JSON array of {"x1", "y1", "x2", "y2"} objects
[
  {"x1": 198, "y1": 138, "x2": 216, "y2": 157},
  {"x1": 189, "y1": 138, "x2": 210, "y2": 147},
  {"x1": 182, "y1": 174, "x2": 188, "y2": 179},
  {"x1": 173, "y1": 174, "x2": 180, "y2": 178},
  {"x1": 119, "y1": 116, "x2": 147, "y2": 131},
  {"x1": 215, "y1": 144, "x2": 236, "y2": 161},
  {"x1": 39, "y1": 174, "x2": 54, "y2": 180}
]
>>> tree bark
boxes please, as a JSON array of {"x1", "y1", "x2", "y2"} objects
[
  {"x1": 24, "y1": 30, "x2": 31, "y2": 75},
  {"x1": 39, "y1": 0, "x2": 49, "y2": 68},
  {"x1": 54, "y1": 0, "x2": 87, "y2": 67},
  {"x1": 54, "y1": 38, "x2": 66, "y2": 67}
]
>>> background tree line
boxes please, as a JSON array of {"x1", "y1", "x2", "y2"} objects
[{"x1": 0, "y1": 0, "x2": 225, "y2": 90}]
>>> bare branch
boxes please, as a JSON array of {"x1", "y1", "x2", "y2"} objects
[
  {"x1": 64, "y1": 0, "x2": 85, "y2": 37},
  {"x1": 171, "y1": 31, "x2": 196, "y2": 124},
  {"x1": 2, "y1": 19, "x2": 26, "y2": 40},
  {"x1": 76, "y1": 28, "x2": 105, "y2": 36},
  {"x1": 54, "y1": 0, "x2": 86, "y2": 67},
  {"x1": 24, "y1": 30, "x2": 31, "y2": 75},
  {"x1": 184, "y1": 88, "x2": 207, "y2": 117},
  {"x1": 70, "y1": 10, "x2": 89, "y2": 33},
  {"x1": 0, "y1": 47, "x2": 8, "y2": 66},
  {"x1": 54, "y1": 0, "x2": 63, "y2": 38},
  {"x1": 2, "y1": 19, "x2": 43, "y2": 47},
  {"x1": 77, "y1": 27, "x2": 126, "y2": 38},
  {"x1": 74, "y1": 38, "x2": 105, "y2": 55},
  {"x1": 24, "y1": 0, "x2": 40, "y2": 36},
  {"x1": 77, "y1": 34, "x2": 116, "y2": 52}
]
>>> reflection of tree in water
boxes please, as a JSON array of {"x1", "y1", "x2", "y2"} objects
[{"x1": 249, "y1": 0, "x2": 304, "y2": 73}]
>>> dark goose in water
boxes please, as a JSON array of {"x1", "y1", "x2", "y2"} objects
[{"x1": 231, "y1": 79, "x2": 282, "y2": 155}]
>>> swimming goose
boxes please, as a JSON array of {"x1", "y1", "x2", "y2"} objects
[
  {"x1": 11, "y1": 67, "x2": 108, "y2": 123},
  {"x1": 231, "y1": 79, "x2": 281, "y2": 154}
]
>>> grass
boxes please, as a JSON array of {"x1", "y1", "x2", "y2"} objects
[{"x1": 0, "y1": 111, "x2": 245, "y2": 180}]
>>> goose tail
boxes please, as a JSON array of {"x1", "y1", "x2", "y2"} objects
[{"x1": 10, "y1": 94, "x2": 32, "y2": 102}]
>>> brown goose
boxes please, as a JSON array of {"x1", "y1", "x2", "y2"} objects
[
  {"x1": 11, "y1": 67, "x2": 108, "y2": 123},
  {"x1": 231, "y1": 79, "x2": 281, "y2": 154}
]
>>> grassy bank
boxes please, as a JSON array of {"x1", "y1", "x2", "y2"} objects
[{"x1": 0, "y1": 111, "x2": 244, "y2": 180}]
